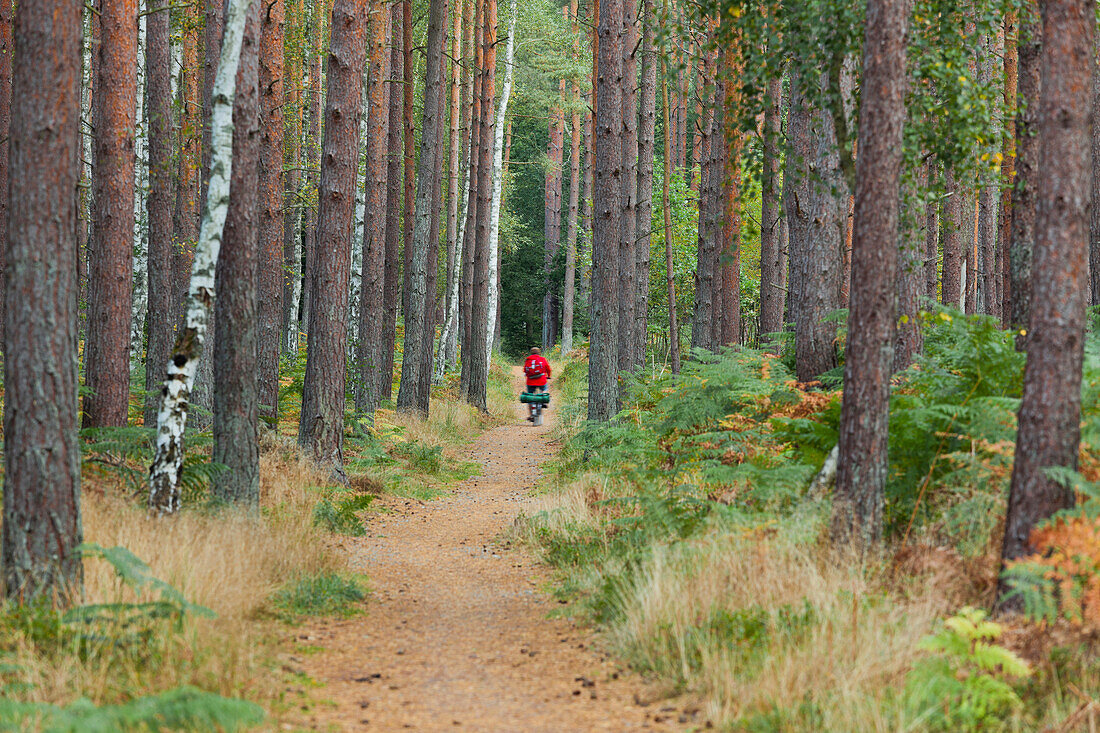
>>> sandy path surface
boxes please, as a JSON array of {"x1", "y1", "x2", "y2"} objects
[{"x1": 292, "y1": 368, "x2": 694, "y2": 732}]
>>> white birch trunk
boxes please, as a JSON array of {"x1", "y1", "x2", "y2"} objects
[
  {"x1": 484, "y1": 0, "x2": 517, "y2": 361},
  {"x1": 131, "y1": 9, "x2": 149, "y2": 360},
  {"x1": 148, "y1": 0, "x2": 251, "y2": 516},
  {"x1": 349, "y1": 63, "x2": 370, "y2": 359}
]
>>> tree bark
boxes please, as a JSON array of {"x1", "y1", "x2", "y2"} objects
[
  {"x1": 832, "y1": 0, "x2": 908, "y2": 547},
  {"x1": 257, "y1": 0, "x2": 285, "y2": 427},
  {"x1": 0, "y1": 0, "x2": 11, "y2": 352},
  {"x1": 400, "y1": 0, "x2": 414, "y2": 330},
  {"x1": 941, "y1": 169, "x2": 964, "y2": 308},
  {"x1": 544, "y1": 81, "x2": 565, "y2": 350},
  {"x1": 381, "y1": 0, "x2": 403, "y2": 394},
  {"x1": 784, "y1": 68, "x2": 844, "y2": 382},
  {"x1": 633, "y1": 0, "x2": 656, "y2": 363},
  {"x1": 295, "y1": 0, "x2": 367, "y2": 475},
  {"x1": 1090, "y1": 27, "x2": 1100, "y2": 306},
  {"x1": 355, "y1": 0, "x2": 393, "y2": 415},
  {"x1": 1001, "y1": 10, "x2": 1018, "y2": 323},
  {"x1": 659, "y1": 18, "x2": 679, "y2": 374},
  {"x1": 461, "y1": 0, "x2": 495, "y2": 411},
  {"x1": 924, "y1": 164, "x2": 939, "y2": 302},
  {"x1": 759, "y1": 71, "x2": 784, "y2": 341},
  {"x1": 3, "y1": 0, "x2": 83, "y2": 603},
  {"x1": 144, "y1": 2, "x2": 173, "y2": 428},
  {"x1": 691, "y1": 46, "x2": 716, "y2": 353},
  {"x1": 213, "y1": 0, "x2": 260, "y2": 507},
  {"x1": 589, "y1": 0, "x2": 623, "y2": 421},
  {"x1": 440, "y1": 0, "x2": 463, "y2": 368},
  {"x1": 84, "y1": 0, "x2": 137, "y2": 428},
  {"x1": 718, "y1": 42, "x2": 741, "y2": 348},
  {"x1": 997, "y1": 0, "x2": 1092, "y2": 610},
  {"x1": 1009, "y1": 0, "x2": 1041, "y2": 333},
  {"x1": 459, "y1": 0, "x2": 484, "y2": 399},
  {"x1": 562, "y1": 0, "x2": 582, "y2": 355},
  {"x1": 397, "y1": 0, "x2": 449, "y2": 415},
  {"x1": 149, "y1": 0, "x2": 255, "y2": 514},
  {"x1": 617, "y1": 0, "x2": 638, "y2": 370},
  {"x1": 298, "y1": 0, "x2": 326, "y2": 345},
  {"x1": 281, "y1": 0, "x2": 304, "y2": 355},
  {"x1": 173, "y1": 3, "x2": 202, "y2": 331}
]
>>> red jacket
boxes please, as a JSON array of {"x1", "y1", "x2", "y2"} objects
[{"x1": 523, "y1": 354, "x2": 551, "y2": 387}]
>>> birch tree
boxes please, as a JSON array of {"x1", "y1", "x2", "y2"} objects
[{"x1": 148, "y1": 0, "x2": 255, "y2": 515}]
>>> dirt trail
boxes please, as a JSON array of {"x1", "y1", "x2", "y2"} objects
[{"x1": 294, "y1": 367, "x2": 689, "y2": 731}]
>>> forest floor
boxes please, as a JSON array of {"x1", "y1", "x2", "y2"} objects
[{"x1": 291, "y1": 367, "x2": 691, "y2": 731}]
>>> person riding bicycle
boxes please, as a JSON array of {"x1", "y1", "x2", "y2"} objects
[{"x1": 523, "y1": 347, "x2": 551, "y2": 421}]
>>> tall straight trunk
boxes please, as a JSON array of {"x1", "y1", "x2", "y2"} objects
[
  {"x1": 173, "y1": 3, "x2": 202, "y2": 329},
  {"x1": 895, "y1": 172, "x2": 924, "y2": 372},
  {"x1": 148, "y1": 0, "x2": 255, "y2": 514},
  {"x1": 441, "y1": 0, "x2": 463, "y2": 366},
  {"x1": 924, "y1": 161, "x2": 940, "y2": 301},
  {"x1": 977, "y1": 31, "x2": 1001, "y2": 318},
  {"x1": 144, "y1": 3, "x2": 173, "y2": 428},
  {"x1": 258, "y1": 0, "x2": 285, "y2": 427},
  {"x1": 832, "y1": 0, "x2": 908, "y2": 547},
  {"x1": 589, "y1": 0, "x2": 623, "y2": 421},
  {"x1": 397, "y1": 0, "x2": 449, "y2": 415},
  {"x1": 581, "y1": 99, "x2": 594, "y2": 307},
  {"x1": 459, "y1": 0, "x2": 483, "y2": 397},
  {"x1": 214, "y1": 0, "x2": 260, "y2": 506},
  {"x1": 1090, "y1": 28, "x2": 1100, "y2": 305},
  {"x1": 1001, "y1": 10, "x2": 1018, "y2": 322},
  {"x1": 543, "y1": 84, "x2": 564, "y2": 350},
  {"x1": 461, "y1": 0, "x2": 495, "y2": 410},
  {"x1": 677, "y1": 37, "x2": 688, "y2": 170},
  {"x1": 784, "y1": 68, "x2": 844, "y2": 382},
  {"x1": 296, "y1": 0, "x2": 367, "y2": 474},
  {"x1": 561, "y1": 0, "x2": 582, "y2": 355},
  {"x1": 1010, "y1": 1, "x2": 1041, "y2": 333},
  {"x1": 998, "y1": 0, "x2": 1092, "y2": 609},
  {"x1": 633, "y1": 0, "x2": 656, "y2": 364},
  {"x1": 759, "y1": 72, "x2": 784, "y2": 340},
  {"x1": 485, "y1": 0, "x2": 516, "y2": 360},
  {"x1": 659, "y1": 20, "x2": 680, "y2": 374},
  {"x1": 382, "y1": 0, "x2": 403, "y2": 388},
  {"x1": 298, "y1": 0, "x2": 326, "y2": 341},
  {"x1": 401, "y1": 0, "x2": 414, "y2": 327},
  {"x1": 691, "y1": 47, "x2": 716, "y2": 352},
  {"x1": 354, "y1": 0, "x2": 392, "y2": 415},
  {"x1": 941, "y1": 170, "x2": 964, "y2": 307},
  {"x1": 84, "y1": 0, "x2": 137, "y2": 428},
  {"x1": 706, "y1": 69, "x2": 728, "y2": 349},
  {"x1": 3, "y1": 0, "x2": 83, "y2": 603},
  {"x1": 718, "y1": 43, "x2": 741, "y2": 348},
  {"x1": 281, "y1": 0, "x2": 304, "y2": 354},
  {"x1": 964, "y1": 188, "x2": 978, "y2": 313},
  {"x1": 0, "y1": 0, "x2": 11, "y2": 351},
  {"x1": 691, "y1": 47, "x2": 704, "y2": 191},
  {"x1": 618, "y1": 0, "x2": 638, "y2": 371},
  {"x1": 420, "y1": 66, "x2": 448, "y2": 400},
  {"x1": 192, "y1": 0, "x2": 227, "y2": 427}
]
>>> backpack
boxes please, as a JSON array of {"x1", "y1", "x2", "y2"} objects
[{"x1": 525, "y1": 358, "x2": 544, "y2": 379}]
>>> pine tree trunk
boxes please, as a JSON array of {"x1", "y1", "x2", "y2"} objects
[
  {"x1": 1090, "y1": 29, "x2": 1100, "y2": 306},
  {"x1": 213, "y1": 0, "x2": 260, "y2": 506},
  {"x1": 759, "y1": 71, "x2": 784, "y2": 342},
  {"x1": 295, "y1": 0, "x2": 367, "y2": 475},
  {"x1": 382, "y1": 0, "x2": 403, "y2": 392},
  {"x1": 397, "y1": 0, "x2": 449, "y2": 415},
  {"x1": 1001, "y1": 11, "x2": 1018, "y2": 322},
  {"x1": 659, "y1": 9, "x2": 679, "y2": 374},
  {"x1": 400, "y1": 0, "x2": 414, "y2": 330},
  {"x1": 440, "y1": 0, "x2": 463, "y2": 370},
  {"x1": 941, "y1": 169, "x2": 964, "y2": 307},
  {"x1": 1010, "y1": 1, "x2": 1041, "y2": 333},
  {"x1": 832, "y1": 0, "x2": 908, "y2": 547},
  {"x1": 149, "y1": 0, "x2": 256, "y2": 514},
  {"x1": 784, "y1": 68, "x2": 844, "y2": 383},
  {"x1": 144, "y1": 2, "x2": 173, "y2": 428},
  {"x1": 543, "y1": 84, "x2": 564, "y2": 351},
  {"x1": 561, "y1": 0, "x2": 582, "y2": 356},
  {"x1": 484, "y1": 0, "x2": 516, "y2": 362},
  {"x1": 84, "y1": 0, "x2": 137, "y2": 428},
  {"x1": 258, "y1": 0, "x2": 285, "y2": 427},
  {"x1": 461, "y1": 0, "x2": 495, "y2": 410},
  {"x1": 923, "y1": 162, "x2": 939, "y2": 301},
  {"x1": 589, "y1": 0, "x2": 623, "y2": 421},
  {"x1": 998, "y1": 0, "x2": 1092, "y2": 609},
  {"x1": 633, "y1": 0, "x2": 656, "y2": 364},
  {"x1": 459, "y1": 0, "x2": 483, "y2": 399},
  {"x1": 0, "y1": 0, "x2": 12, "y2": 352},
  {"x1": 617, "y1": 1, "x2": 638, "y2": 370},
  {"x1": 691, "y1": 47, "x2": 716, "y2": 353},
  {"x1": 3, "y1": 0, "x2": 83, "y2": 603},
  {"x1": 354, "y1": 0, "x2": 393, "y2": 415},
  {"x1": 718, "y1": 42, "x2": 741, "y2": 348},
  {"x1": 298, "y1": 0, "x2": 326, "y2": 344}
]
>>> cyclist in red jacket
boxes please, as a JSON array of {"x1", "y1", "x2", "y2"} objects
[{"x1": 523, "y1": 348, "x2": 551, "y2": 421}]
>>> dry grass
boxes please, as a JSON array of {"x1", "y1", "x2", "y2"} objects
[{"x1": 1, "y1": 436, "x2": 344, "y2": 712}]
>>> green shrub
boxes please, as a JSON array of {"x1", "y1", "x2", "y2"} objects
[{"x1": 311, "y1": 491, "x2": 373, "y2": 536}]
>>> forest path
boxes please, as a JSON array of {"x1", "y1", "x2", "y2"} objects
[{"x1": 293, "y1": 367, "x2": 688, "y2": 732}]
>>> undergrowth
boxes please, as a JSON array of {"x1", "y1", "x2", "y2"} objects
[{"x1": 518, "y1": 307, "x2": 1100, "y2": 730}]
